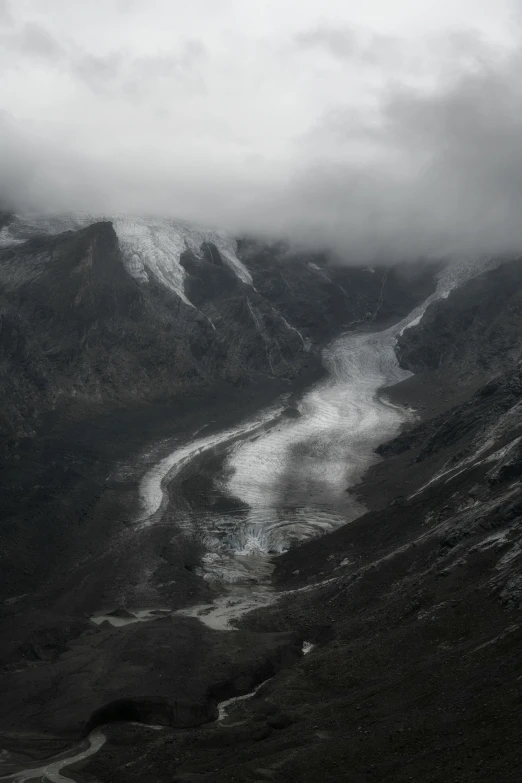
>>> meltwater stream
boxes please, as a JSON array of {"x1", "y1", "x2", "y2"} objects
[{"x1": 0, "y1": 732, "x2": 106, "y2": 783}]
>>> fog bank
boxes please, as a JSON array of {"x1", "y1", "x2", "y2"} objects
[{"x1": 1, "y1": 1, "x2": 522, "y2": 261}]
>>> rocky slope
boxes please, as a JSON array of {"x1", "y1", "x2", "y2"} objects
[
  {"x1": 75, "y1": 256, "x2": 522, "y2": 783},
  {"x1": 237, "y1": 238, "x2": 433, "y2": 341},
  {"x1": 6, "y1": 216, "x2": 522, "y2": 782},
  {"x1": 396, "y1": 256, "x2": 522, "y2": 382}
]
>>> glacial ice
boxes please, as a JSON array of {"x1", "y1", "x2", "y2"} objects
[{"x1": 3, "y1": 212, "x2": 253, "y2": 306}]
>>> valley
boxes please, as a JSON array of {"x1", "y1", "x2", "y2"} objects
[{"x1": 1, "y1": 215, "x2": 522, "y2": 782}]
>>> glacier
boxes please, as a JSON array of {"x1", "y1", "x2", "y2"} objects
[{"x1": 0, "y1": 212, "x2": 253, "y2": 306}]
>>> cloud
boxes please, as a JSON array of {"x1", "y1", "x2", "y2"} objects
[
  {"x1": 1, "y1": 0, "x2": 522, "y2": 262},
  {"x1": 254, "y1": 44, "x2": 522, "y2": 262},
  {"x1": 0, "y1": 0, "x2": 12, "y2": 25},
  {"x1": 0, "y1": 22, "x2": 65, "y2": 71},
  {"x1": 295, "y1": 26, "x2": 360, "y2": 59},
  {"x1": 20, "y1": 22, "x2": 64, "y2": 61},
  {"x1": 294, "y1": 24, "x2": 401, "y2": 66}
]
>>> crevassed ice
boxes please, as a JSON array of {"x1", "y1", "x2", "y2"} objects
[
  {"x1": 113, "y1": 216, "x2": 253, "y2": 306},
  {"x1": 138, "y1": 401, "x2": 284, "y2": 524},
  {"x1": 130, "y1": 254, "x2": 502, "y2": 577},
  {"x1": 223, "y1": 256, "x2": 500, "y2": 557},
  {"x1": 4, "y1": 212, "x2": 253, "y2": 305}
]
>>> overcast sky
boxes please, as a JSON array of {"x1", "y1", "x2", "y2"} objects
[{"x1": 2, "y1": 0, "x2": 522, "y2": 260}]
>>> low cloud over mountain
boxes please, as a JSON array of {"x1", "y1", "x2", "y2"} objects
[{"x1": 2, "y1": 0, "x2": 522, "y2": 261}]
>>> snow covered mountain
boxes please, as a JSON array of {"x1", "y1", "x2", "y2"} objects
[
  {"x1": 0, "y1": 212, "x2": 253, "y2": 305},
  {"x1": 0, "y1": 212, "x2": 436, "y2": 444}
]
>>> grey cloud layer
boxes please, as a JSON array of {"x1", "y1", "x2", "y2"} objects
[
  {"x1": 1, "y1": 1, "x2": 521, "y2": 262},
  {"x1": 276, "y1": 49, "x2": 522, "y2": 261},
  {"x1": 0, "y1": 0, "x2": 12, "y2": 24}
]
